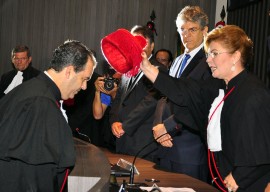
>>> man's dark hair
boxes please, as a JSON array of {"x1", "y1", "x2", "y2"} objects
[
  {"x1": 131, "y1": 25, "x2": 155, "y2": 44},
  {"x1": 11, "y1": 45, "x2": 31, "y2": 58},
  {"x1": 49, "y1": 40, "x2": 96, "y2": 73},
  {"x1": 155, "y1": 49, "x2": 173, "y2": 63}
]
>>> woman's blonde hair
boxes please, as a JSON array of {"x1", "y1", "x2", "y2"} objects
[{"x1": 204, "y1": 25, "x2": 253, "y2": 67}]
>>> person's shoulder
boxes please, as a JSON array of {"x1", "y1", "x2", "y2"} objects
[
  {"x1": 243, "y1": 74, "x2": 270, "y2": 108},
  {"x1": 27, "y1": 65, "x2": 41, "y2": 75},
  {"x1": 191, "y1": 49, "x2": 208, "y2": 68},
  {"x1": 244, "y1": 72, "x2": 269, "y2": 92},
  {"x1": 192, "y1": 48, "x2": 206, "y2": 60},
  {"x1": 1, "y1": 77, "x2": 54, "y2": 105},
  {"x1": 1, "y1": 69, "x2": 17, "y2": 78}
]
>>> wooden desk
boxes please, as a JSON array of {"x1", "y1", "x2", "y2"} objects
[
  {"x1": 69, "y1": 138, "x2": 218, "y2": 192},
  {"x1": 103, "y1": 149, "x2": 219, "y2": 192}
]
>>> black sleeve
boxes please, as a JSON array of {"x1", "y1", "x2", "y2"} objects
[
  {"x1": 154, "y1": 70, "x2": 221, "y2": 137},
  {"x1": 233, "y1": 164, "x2": 270, "y2": 189}
]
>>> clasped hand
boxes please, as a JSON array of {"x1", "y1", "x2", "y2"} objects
[
  {"x1": 152, "y1": 124, "x2": 173, "y2": 147},
  {"x1": 111, "y1": 122, "x2": 124, "y2": 138}
]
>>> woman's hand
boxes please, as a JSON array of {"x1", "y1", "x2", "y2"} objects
[
  {"x1": 106, "y1": 82, "x2": 118, "y2": 99},
  {"x1": 94, "y1": 76, "x2": 109, "y2": 94},
  {"x1": 140, "y1": 51, "x2": 151, "y2": 70},
  {"x1": 224, "y1": 173, "x2": 239, "y2": 192},
  {"x1": 140, "y1": 51, "x2": 159, "y2": 83}
]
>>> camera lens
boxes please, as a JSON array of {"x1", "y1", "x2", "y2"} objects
[{"x1": 104, "y1": 78, "x2": 114, "y2": 91}]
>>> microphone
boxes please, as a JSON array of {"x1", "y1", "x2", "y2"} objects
[
  {"x1": 74, "y1": 128, "x2": 91, "y2": 143},
  {"x1": 129, "y1": 132, "x2": 171, "y2": 186}
]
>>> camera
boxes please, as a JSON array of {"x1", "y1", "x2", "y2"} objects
[{"x1": 104, "y1": 77, "x2": 119, "y2": 91}]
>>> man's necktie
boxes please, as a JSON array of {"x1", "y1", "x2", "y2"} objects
[{"x1": 177, "y1": 54, "x2": 191, "y2": 77}]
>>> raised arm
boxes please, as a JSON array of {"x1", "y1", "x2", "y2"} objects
[{"x1": 140, "y1": 52, "x2": 159, "y2": 83}]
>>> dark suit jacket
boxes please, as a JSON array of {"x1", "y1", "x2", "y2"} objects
[
  {"x1": 156, "y1": 48, "x2": 211, "y2": 165},
  {"x1": 0, "y1": 65, "x2": 40, "y2": 99},
  {"x1": 110, "y1": 57, "x2": 165, "y2": 160}
]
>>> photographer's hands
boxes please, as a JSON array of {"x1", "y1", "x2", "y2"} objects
[
  {"x1": 94, "y1": 76, "x2": 118, "y2": 98},
  {"x1": 94, "y1": 77, "x2": 108, "y2": 94}
]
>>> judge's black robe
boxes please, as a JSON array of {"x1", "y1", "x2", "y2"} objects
[
  {"x1": 154, "y1": 69, "x2": 270, "y2": 191},
  {"x1": 0, "y1": 73, "x2": 75, "y2": 191},
  {"x1": 0, "y1": 65, "x2": 40, "y2": 99}
]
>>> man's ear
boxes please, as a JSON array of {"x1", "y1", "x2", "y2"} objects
[
  {"x1": 28, "y1": 56, "x2": 32, "y2": 63},
  {"x1": 203, "y1": 26, "x2": 208, "y2": 36},
  {"x1": 64, "y1": 65, "x2": 74, "y2": 79},
  {"x1": 150, "y1": 42, "x2": 155, "y2": 52}
]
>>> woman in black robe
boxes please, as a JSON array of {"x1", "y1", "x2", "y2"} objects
[{"x1": 140, "y1": 25, "x2": 270, "y2": 192}]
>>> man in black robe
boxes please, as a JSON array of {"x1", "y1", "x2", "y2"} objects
[
  {"x1": 0, "y1": 45, "x2": 40, "y2": 99},
  {"x1": 0, "y1": 40, "x2": 97, "y2": 191}
]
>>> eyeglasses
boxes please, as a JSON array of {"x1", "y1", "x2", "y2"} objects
[
  {"x1": 178, "y1": 27, "x2": 200, "y2": 35},
  {"x1": 13, "y1": 57, "x2": 28, "y2": 61},
  {"x1": 206, "y1": 51, "x2": 231, "y2": 59}
]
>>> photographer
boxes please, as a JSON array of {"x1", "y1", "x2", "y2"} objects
[
  {"x1": 93, "y1": 72, "x2": 121, "y2": 120},
  {"x1": 93, "y1": 71, "x2": 121, "y2": 151}
]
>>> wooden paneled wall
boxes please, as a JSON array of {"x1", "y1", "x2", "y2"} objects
[
  {"x1": 0, "y1": 0, "x2": 216, "y2": 75},
  {"x1": 227, "y1": 0, "x2": 270, "y2": 87}
]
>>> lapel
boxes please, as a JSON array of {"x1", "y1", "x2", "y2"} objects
[
  {"x1": 120, "y1": 57, "x2": 161, "y2": 103},
  {"x1": 128, "y1": 71, "x2": 143, "y2": 92},
  {"x1": 121, "y1": 75, "x2": 131, "y2": 94},
  {"x1": 169, "y1": 55, "x2": 184, "y2": 77},
  {"x1": 121, "y1": 71, "x2": 143, "y2": 102},
  {"x1": 181, "y1": 48, "x2": 205, "y2": 77}
]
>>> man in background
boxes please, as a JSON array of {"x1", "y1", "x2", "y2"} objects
[
  {"x1": 153, "y1": 6, "x2": 211, "y2": 182},
  {"x1": 0, "y1": 40, "x2": 96, "y2": 191},
  {"x1": 0, "y1": 45, "x2": 40, "y2": 99},
  {"x1": 155, "y1": 48, "x2": 173, "y2": 70}
]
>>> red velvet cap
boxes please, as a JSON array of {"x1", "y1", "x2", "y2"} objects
[{"x1": 101, "y1": 29, "x2": 147, "y2": 76}]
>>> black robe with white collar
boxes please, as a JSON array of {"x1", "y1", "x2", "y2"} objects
[
  {"x1": 154, "y1": 69, "x2": 270, "y2": 191},
  {"x1": 0, "y1": 72, "x2": 75, "y2": 191}
]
